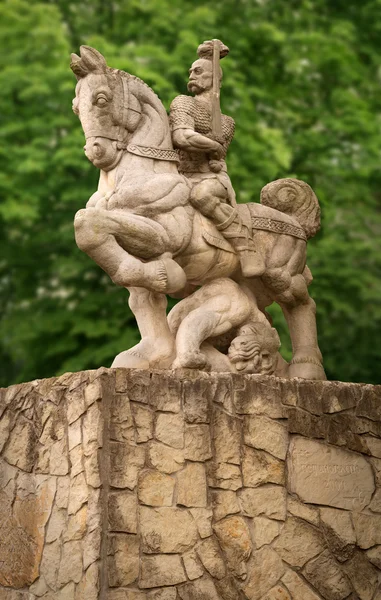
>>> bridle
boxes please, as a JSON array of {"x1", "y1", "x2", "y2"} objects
[{"x1": 84, "y1": 72, "x2": 179, "y2": 163}]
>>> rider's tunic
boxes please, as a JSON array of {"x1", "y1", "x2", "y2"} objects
[{"x1": 169, "y1": 95, "x2": 236, "y2": 204}]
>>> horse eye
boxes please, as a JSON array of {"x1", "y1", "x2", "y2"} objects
[{"x1": 96, "y1": 95, "x2": 108, "y2": 107}]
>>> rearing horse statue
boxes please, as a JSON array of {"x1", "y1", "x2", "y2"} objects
[{"x1": 70, "y1": 45, "x2": 326, "y2": 380}]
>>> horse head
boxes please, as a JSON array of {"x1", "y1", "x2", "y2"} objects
[{"x1": 70, "y1": 46, "x2": 141, "y2": 171}]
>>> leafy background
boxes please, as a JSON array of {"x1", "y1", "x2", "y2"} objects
[{"x1": 1, "y1": 0, "x2": 381, "y2": 386}]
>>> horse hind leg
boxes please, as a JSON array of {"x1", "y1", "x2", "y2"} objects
[{"x1": 274, "y1": 272, "x2": 326, "y2": 380}]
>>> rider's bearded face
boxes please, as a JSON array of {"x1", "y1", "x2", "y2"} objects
[{"x1": 187, "y1": 59, "x2": 213, "y2": 94}]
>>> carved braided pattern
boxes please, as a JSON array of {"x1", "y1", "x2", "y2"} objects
[
  {"x1": 251, "y1": 217, "x2": 307, "y2": 241},
  {"x1": 127, "y1": 144, "x2": 180, "y2": 162}
]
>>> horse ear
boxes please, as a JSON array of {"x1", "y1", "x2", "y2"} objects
[
  {"x1": 70, "y1": 52, "x2": 86, "y2": 79},
  {"x1": 79, "y1": 46, "x2": 107, "y2": 73}
]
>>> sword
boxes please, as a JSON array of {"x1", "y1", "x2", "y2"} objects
[{"x1": 211, "y1": 39, "x2": 223, "y2": 141}]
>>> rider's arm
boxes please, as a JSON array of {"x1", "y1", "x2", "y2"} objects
[
  {"x1": 170, "y1": 94, "x2": 224, "y2": 159},
  {"x1": 172, "y1": 128, "x2": 224, "y2": 158}
]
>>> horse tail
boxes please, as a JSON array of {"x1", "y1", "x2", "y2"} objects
[{"x1": 260, "y1": 178, "x2": 321, "y2": 239}]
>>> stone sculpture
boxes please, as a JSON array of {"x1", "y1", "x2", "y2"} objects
[{"x1": 70, "y1": 41, "x2": 325, "y2": 380}]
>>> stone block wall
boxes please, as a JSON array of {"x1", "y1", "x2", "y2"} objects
[{"x1": 0, "y1": 369, "x2": 380, "y2": 600}]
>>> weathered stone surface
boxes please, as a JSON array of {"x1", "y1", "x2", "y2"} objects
[
  {"x1": 214, "y1": 516, "x2": 252, "y2": 579},
  {"x1": 273, "y1": 517, "x2": 324, "y2": 567},
  {"x1": 45, "y1": 505, "x2": 66, "y2": 543},
  {"x1": 287, "y1": 497, "x2": 319, "y2": 525},
  {"x1": 155, "y1": 413, "x2": 184, "y2": 448},
  {"x1": 67, "y1": 386, "x2": 86, "y2": 424},
  {"x1": 56, "y1": 476, "x2": 70, "y2": 509},
  {"x1": 253, "y1": 516, "x2": 280, "y2": 548},
  {"x1": 282, "y1": 570, "x2": 321, "y2": 600},
  {"x1": 321, "y1": 381, "x2": 360, "y2": 414},
  {"x1": 108, "y1": 533, "x2": 140, "y2": 586},
  {"x1": 75, "y1": 562, "x2": 99, "y2": 600},
  {"x1": 50, "y1": 437, "x2": 70, "y2": 475},
  {"x1": 364, "y1": 435, "x2": 381, "y2": 458},
  {"x1": 183, "y1": 378, "x2": 212, "y2": 423},
  {"x1": 3, "y1": 419, "x2": 37, "y2": 472},
  {"x1": 138, "y1": 469, "x2": 175, "y2": 506},
  {"x1": 140, "y1": 506, "x2": 198, "y2": 553},
  {"x1": 196, "y1": 536, "x2": 226, "y2": 579},
  {"x1": 148, "y1": 588, "x2": 177, "y2": 600},
  {"x1": 83, "y1": 528, "x2": 101, "y2": 569},
  {"x1": 69, "y1": 444, "x2": 84, "y2": 477},
  {"x1": 343, "y1": 551, "x2": 378, "y2": 600},
  {"x1": 240, "y1": 485, "x2": 286, "y2": 520},
  {"x1": 178, "y1": 575, "x2": 219, "y2": 600},
  {"x1": 64, "y1": 504, "x2": 87, "y2": 540},
  {"x1": 132, "y1": 403, "x2": 154, "y2": 443},
  {"x1": 184, "y1": 424, "x2": 212, "y2": 461},
  {"x1": 183, "y1": 549, "x2": 204, "y2": 580},
  {"x1": 234, "y1": 380, "x2": 286, "y2": 418},
  {"x1": 39, "y1": 539, "x2": 61, "y2": 590},
  {"x1": 261, "y1": 586, "x2": 291, "y2": 600},
  {"x1": 207, "y1": 462, "x2": 242, "y2": 490},
  {"x1": 177, "y1": 462, "x2": 207, "y2": 507},
  {"x1": 147, "y1": 587, "x2": 177, "y2": 600},
  {"x1": 150, "y1": 373, "x2": 182, "y2": 413},
  {"x1": 352, "y1": 513, "x2": 381, "y2": 548},
  {"x1": 370, "y1": 457, "x2": 381, "y2": 485},
  {"x1": 68, "y1": 472, "x2": 88, "y2": 514},
  {"x1": 303, "y1": 550, "x2": 352, "y2": 600},
  {"x1": 215, "y1": 575, "x2": 241, "y2": 600},
  {"x1": 286, "y1": 407, "x2": 326, "y2": 439},
  {"x1": 369, "y1": 487, "x2": 381, "y2": 511},
  {"x1": 149, "y1": 441, "x2": 184, "y2": 474},
  {"x1": 213, "y1": 408, "x2": 241, "y2": 465},
  {"x1": 366, "y1": 545, "x2": 381, "y2": 569},
  {"x1": 140, "y1": 555, "x2": 186, "y2": 588},
  {"x1": 244, "y1": 416, "x2": 288, "y2": 460},
  {"x1": 242, "y1": 446, "x2": 284, "y2": 487},
  {"x1": 0, "y1": 476, "x2": 56, "y2": 588},
  {"x1": 110, "y1": 442, "x2": 145, "y2": 489},
  {"x1": 83, "y1": 402, "x2": 102, "y2": 450},
  {"x1": 320, "y1": 507, "x2": 356, "y2": 561},
  {"x1": 357, "y1": 385, "x2": 381, "y2": 421},
  {"x1": 56, "y1": 540, "x2": 83, "y2": 586},
  {"x1": 108, "y1": 491, "x2": 137, "y2": 532},
  {"x1": 243, "y1": 547, "x2": 285, "y2": 600},
  {"x1": 211, "y1": 490, "x2": 240, "y2": 521},
  {"x1": 110, "y1": 394, "x2": 134, "y2": 442},
  {"x1": 84, "y1": 448, "x2": 101, "y2": 487},
  {"x1": 189, "y1": 508, "x2": 213, "y2": 538},
  {"x1": 288, "y1": 436, "x2": 375, "y2": 510}
]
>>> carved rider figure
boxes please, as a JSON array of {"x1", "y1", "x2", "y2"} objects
[{"x1": 169, "y1": 39, "x2": 265, "y2": 277}]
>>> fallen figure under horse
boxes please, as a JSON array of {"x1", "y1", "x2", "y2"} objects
[{"x1": 70, "y1": 44, "x2": 326, "y2": 380}]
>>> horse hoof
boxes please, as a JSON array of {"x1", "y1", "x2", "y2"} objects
[
  {"x1": 289, "y1": 359, "x2": 327, "y2": 380},
  {"x1": 111, "y1": 350, "x2": 149, "y2": 369},
  {"x1": 173, "y1": 352, "x2": 209, "y2": 370}
]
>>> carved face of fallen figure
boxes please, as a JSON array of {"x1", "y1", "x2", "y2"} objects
[{"x1": 228, "y1": 322, "x2": 281, "y2": 375}]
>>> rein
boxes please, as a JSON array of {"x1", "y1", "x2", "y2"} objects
[{"x1": 85, "y1": 72, "x2": 179, "y2": 162}]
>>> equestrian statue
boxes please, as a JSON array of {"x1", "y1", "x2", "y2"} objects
[{"x1": 70, "y1": 41, "x2": 326, "y2": 380}]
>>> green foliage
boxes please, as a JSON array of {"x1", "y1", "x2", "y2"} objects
[{"x1": 1, "y1": 0, "x2": 380, "y2": 385}]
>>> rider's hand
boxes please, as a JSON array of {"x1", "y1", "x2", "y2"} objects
[
  {"x1": 209, "y1": 160, "x2": 222, "y2": 173},
  {"x1": 210, "y1": 142, "x2": 224, "y2": 160}
]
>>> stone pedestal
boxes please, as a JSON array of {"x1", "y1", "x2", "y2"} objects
[{"x1": 0, "y1": 369, "x2": 380, "y2": 600}]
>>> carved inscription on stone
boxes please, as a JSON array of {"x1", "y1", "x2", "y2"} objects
[{"x1": 287, "y1": 437, "x2": 375, "y2": 510}]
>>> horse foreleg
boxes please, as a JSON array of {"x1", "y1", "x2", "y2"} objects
[
  {"x1": 275, "y1": 273, "x2": 326, "y2": 380},
  {"x1": 112, "y1": 287, "x2": 175, "y2": 369},
  {"x1": 74, "y1": 208, "x2": 186, "y2": 293}
]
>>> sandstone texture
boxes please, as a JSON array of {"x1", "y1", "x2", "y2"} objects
[{"x1": 0, "y1": 369, "x2": 380, "y2": 600}]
